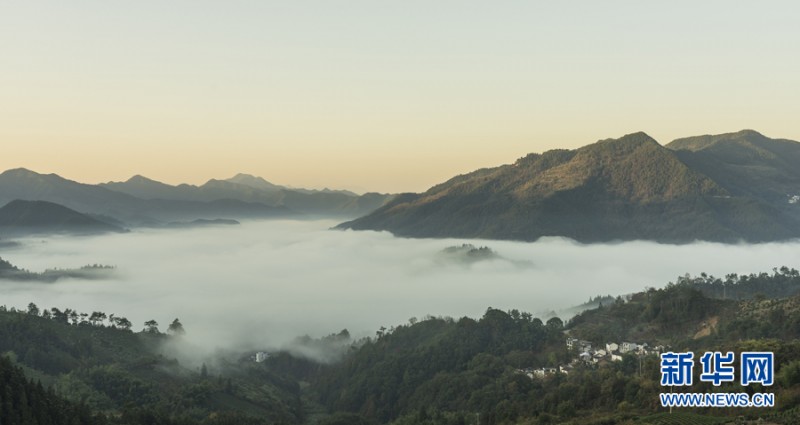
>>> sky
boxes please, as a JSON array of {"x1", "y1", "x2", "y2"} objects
[{"x1": 2, "y1": 1, "x2": 799, "y2": 193}]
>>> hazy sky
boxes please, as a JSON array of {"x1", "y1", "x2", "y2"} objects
[{"x1": 2, "y1": 1, "x2": 799, "y2": 192}]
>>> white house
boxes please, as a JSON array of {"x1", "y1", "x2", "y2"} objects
[
  {"x1": 620, "y1": 342, "x2": 638, "y2": 354},
  {"x1": 255, "y1": 351, "x2": 270, "y2": 362},
  {"x1": 611, "y1": 354, "x2": 623, "y2": 362},
  {"x1": 533, "y1": 368, "x2": 557, "y2": 378},
  {"x1": 605, "y1": 343, "x2": 619, "y2": 353},
  {"x1": 567, "y1": 338, "x2": 593, "y2": 352}
]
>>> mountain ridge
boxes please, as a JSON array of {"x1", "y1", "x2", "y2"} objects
[
  {"x1": 0, "y1": 199, "x2": 126, "y2": 235},
  {"x1": 0, "y1": 168, "x2": 295, "y2": 225},
  {"x1": 338, "y1": 131, "x2": 800, "y2": 243},
  {"x1": 666, "y1": 129, "x2": 800, "y2": 205},
  {"x1": 99, "y1": 172, "x2": 392, "y2": 218}
]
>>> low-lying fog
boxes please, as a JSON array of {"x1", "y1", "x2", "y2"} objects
[{"x1": 2, "y1": 220, "x2": 799, "y2": 354}]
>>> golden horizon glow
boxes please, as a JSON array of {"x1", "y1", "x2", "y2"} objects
[{"x1": 2, "y1": 1, "x2": 800, "y2": 193}]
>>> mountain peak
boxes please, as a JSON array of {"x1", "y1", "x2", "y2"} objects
[
  {"x1": 225, "y1": 173, "x2": 281, "y2": 191},
  {"x1": 1, "y1": 168, "x2": 44, "y2": 178},
  {"x1": 0, "y1": 168, "x2": 68, "y2": 184},
  {"x1": 127, "y1": 174, "x2": 149, "y2": 182},
  {"x1": 667, "y1": 129, "x2": 774, "y2": 152},
  {"x1": 124, "y1": 175, "x2": 164, "y2": 185},
  {"x1": 232, "y1": 173, "x2": 257, "y2": 179},
  {"x1": 339, "y1": 131, "x2": 762, "y2": 243},
  {"x1": 623, "y1": 130, "x2": 656, "y2": 140},
  {"x1": 666, "y1": 130, "x2": 800, "y2": 203},
  {"x1": 596, "y1": 131, "x2": 658, "y2": 148},
  {"x1": 733, "y1": 129, "x2": 765, "y2": 138}
]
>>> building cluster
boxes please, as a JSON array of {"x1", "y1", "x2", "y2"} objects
[
  {"x1": 517, "y1": 337, "x2": 665, "y2": 379},
  {"x1": 567, "y1": 337, "x2": 664, "y2": 365}
]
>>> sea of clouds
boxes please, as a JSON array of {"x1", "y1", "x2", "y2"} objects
[{"x1": 1, "y1": 219, "x2": 799, "y2": 355}]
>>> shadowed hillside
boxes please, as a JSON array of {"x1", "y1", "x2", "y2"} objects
[{"x1": 0, "y1": 200, "x2": 126, "y2": 236}]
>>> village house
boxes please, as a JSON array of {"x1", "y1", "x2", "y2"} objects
[
  {"x1": 566, "y1": 337, "x2": 592, "y2": 352},
  {"x1": 517, "y1": 367, "x2": 559, "y2": 379},
  {"x1": 533, "y1": 367, "x2": 558, "y2": 378},
  {"x1": 619, "y1": 342, "x2": 638, "y2": 353},
  {"x1": 558, "y1": 338, "x2": 662, "y2": 372}
]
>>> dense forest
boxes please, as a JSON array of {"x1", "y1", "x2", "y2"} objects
[
  {"x1": 0, "y1": 305, "x2": 303, "y2": 425},
  {"x1": 4, "y1": 268, "x2": 800, "y2": 424},
  {"x1": 0, "y1": 355, "x2": 104, "y2": 425},
  {"x1": 674, "y1": 266, "x2": 800, "y2": 300}
]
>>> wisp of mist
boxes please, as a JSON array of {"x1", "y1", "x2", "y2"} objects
[{"x1": 2, "y1": 220, "x2": 799, "y2": 356}]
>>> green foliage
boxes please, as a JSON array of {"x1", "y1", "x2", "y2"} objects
[
  {"x1": 317, "y1": 412, "x2": 375, "y2": 425},
  {"x1": 308, "y1": 309, "x2": 566, "y2": 423},
  {"x1": 637, "y1": 412, "x2": 730, "y2": 424},
  {"x1": 0, "y1": 307, "x2": 304, "y2": 425},
  {"x1": 7, "y1": 265, "x2": 800, "y2": 424},
  {"x1": 0, "y1": 354, "x2": 104, "y2": 425},
  {"x1": 168, "y1": 318, "x2": 186, "y2": 335},
  {"x1": 671, "y1": 267, "x2": 800, "y2": 300}
]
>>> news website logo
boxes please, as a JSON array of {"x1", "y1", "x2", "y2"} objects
[{"x1": 659, "y1": 351, "x2": 775, "y2": 408}]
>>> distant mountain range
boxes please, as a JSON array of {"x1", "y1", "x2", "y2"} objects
[
  {"x1": 339, "y1": 130, "x2": 800, "y2": 243},
  {"x1": 0, "y1": 200, "x2": 126, "y2": 236},
  {"x1": 98, "y1": 173, "x2": 390, "y2": 218},
  {"x1": 0, "y1": 169, "x2": 393, "y2": 231}
]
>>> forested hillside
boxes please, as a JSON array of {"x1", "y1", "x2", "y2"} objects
[
  {"x1": 0, "y1": 355, "x2": 103, "y2": 425},
  {"x1": 0, "y1": 306, "x2": 304, "y2": 425},
  {"x1": 5, "y1": 268, "x2": 800, "y2": 424},
  {"x1": 339, "y1": 131, "x2": 800, "y2": 243}
]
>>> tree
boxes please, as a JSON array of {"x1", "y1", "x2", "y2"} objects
[
  {"x1": 144, "y1": 320, "x2": 159, "y2": 333},
  {"x1": 50, "y1": 307, "x2": 68, "y2": 324},
  {"x1": 27, "y1": 302, "x2": 40, "y2": 316},
  {"x1": 114, "y1": 316, "x2": 132, "y2": 331},
  {"x1": 546, "y1": 317, "x2": 563, "y2": 329},
  {"x1": 89, "y1": 311, "x2": 107, "y2": 326},
  {"x1": 167, "y1": 318, "x2": 185, "y2": 336}
]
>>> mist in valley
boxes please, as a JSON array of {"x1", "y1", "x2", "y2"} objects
[{"x1": 1, "y1": 219, "x2": 799, "y2": 361}]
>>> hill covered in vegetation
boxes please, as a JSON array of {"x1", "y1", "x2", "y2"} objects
[
  {"x1": 339, "y1": 131, "x2": 800, "y2": 243},
  {"x1": 0, "y1": 305, "x2": 305, "y2": 425},
  {"x1": 5, "y1": 267, "x2": 800, "y2": 424},
  {"x1": 0, "y1": 200, "x2": 126, "y2": 236}
]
